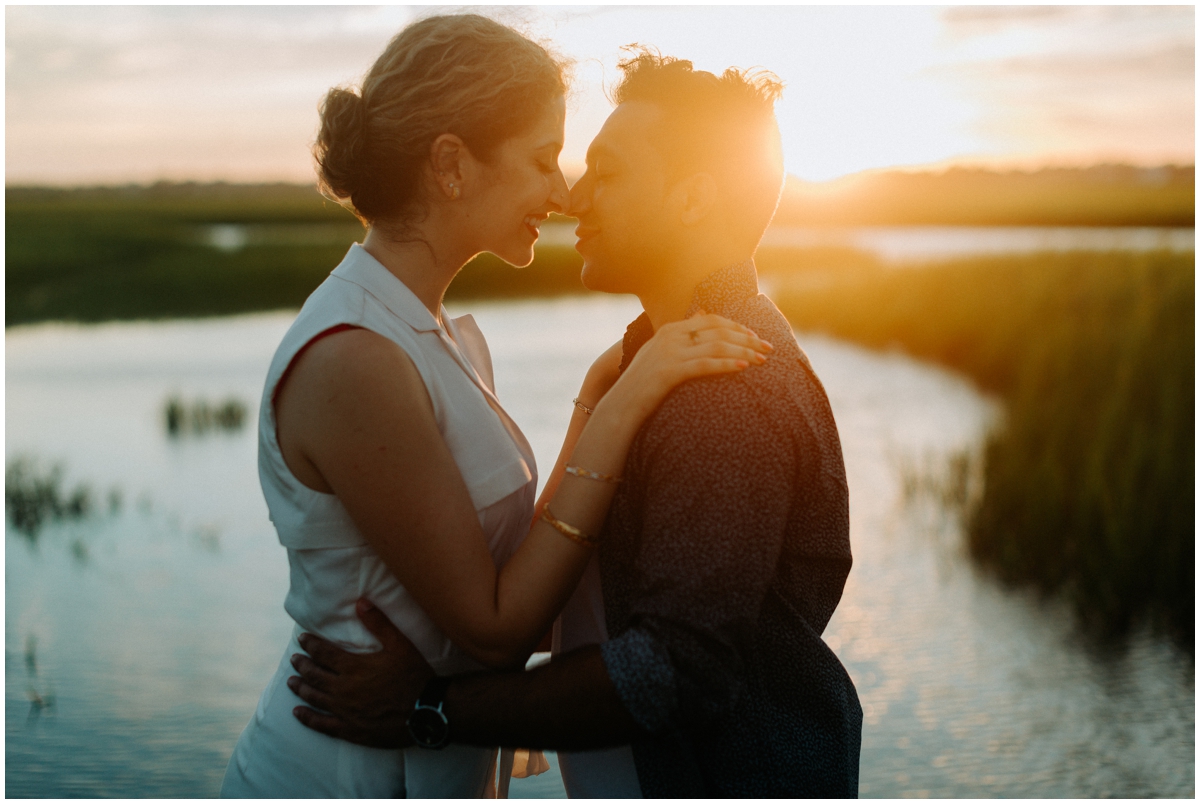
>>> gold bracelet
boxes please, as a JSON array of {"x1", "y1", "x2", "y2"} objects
[
  {"x1": 572, "y1": 397, "x2": 594, "y2": 416},
  {"x1": 564, "y1": 464, "x2": 623, "y2": 484},
  {"x1": 540, "y1": 506, "x2": 600, "y2": 547}
]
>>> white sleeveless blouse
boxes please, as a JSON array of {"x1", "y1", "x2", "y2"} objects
[{"x1": 258, "y1": 243, "x2": 537, "y2": 675}]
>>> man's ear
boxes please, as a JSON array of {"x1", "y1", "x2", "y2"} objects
[
  {"x1": 671, "y1": 172, "x2": 719, "y2": 228},
  {"x1": 429, "y1": 133, "x2": 468, "y2": 200}
]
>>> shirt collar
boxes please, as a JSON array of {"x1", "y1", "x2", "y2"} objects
[
  {"x1": 331, "y1": 243, "x2": 444, "y2": 333},
  {"x1": 619, "y1": 259, "x2": 759, "y2": 373}
]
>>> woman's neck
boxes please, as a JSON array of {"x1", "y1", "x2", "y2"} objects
[{"x1": 362, "y1": 222, "x2": 474, "y2": 326}]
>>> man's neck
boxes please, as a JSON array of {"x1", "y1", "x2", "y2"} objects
[{"x1": 638, "y1": 245, "x2": 753, "y2": 331}]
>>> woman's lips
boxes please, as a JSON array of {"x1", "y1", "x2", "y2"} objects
[{"x1": 522, "y1": 215, "x2": 543, "y2": 239}]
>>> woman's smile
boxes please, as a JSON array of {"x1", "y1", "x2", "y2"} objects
[{"x1": 523, "y1": 214, "x2": 546, "y2": 239}]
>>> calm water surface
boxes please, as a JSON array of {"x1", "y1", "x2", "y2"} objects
[
  {"x1": 536, "y1": 223, "x2": 1195, "y2": 263},
  {"x1": 6, "y1": 295, "x2": 1193, "y2": 797}
]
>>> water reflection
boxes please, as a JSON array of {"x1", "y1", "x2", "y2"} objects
[
  {"x1": 5, "y1": 300, "x2": 1193, "y2": 797},
  {"x1": 534, "y1": 223, "x2": 1196, "y2": 263}
]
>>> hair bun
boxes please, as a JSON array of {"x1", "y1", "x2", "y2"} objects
[
  {"x1": 315, "y1": 87, "x2": 367, "y2": 202},
  {"x1": 311, "y1": 14, "x2": 569, "y2": 226}
]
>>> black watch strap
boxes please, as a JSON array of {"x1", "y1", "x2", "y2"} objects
[
  {"x1": 407, "y1": 675, "x2": 453, "y2": 750},
  {"x1": 416, "y1": 675, "x2": 451, "y2": 709}
]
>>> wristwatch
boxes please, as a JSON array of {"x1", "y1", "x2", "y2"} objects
[{"x1": 406, "y1": 675, "x2": 452, "y2": 750}]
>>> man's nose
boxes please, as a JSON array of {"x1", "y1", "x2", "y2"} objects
[{"x1": 566, "y1": 175, "x2": 590, "y2": 218}]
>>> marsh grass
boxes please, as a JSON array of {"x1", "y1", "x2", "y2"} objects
[
  {"x1": 5, "y1": 458, "x2": 94, "y2": 540},
  {"x1": 776, "y1": 250, "x2": 1195, "y2": 647},
  {"x1": 6, "y1": 186, "x2": 585, "y2": 326},
  {"x1": 164, "y1": 396, "x2": 249, "y2": 437}
]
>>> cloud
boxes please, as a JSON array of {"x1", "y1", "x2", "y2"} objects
[{"x1": 4, "y1": 5, "x2": 1194, "y2": 185}]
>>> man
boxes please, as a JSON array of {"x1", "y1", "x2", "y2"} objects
[{"x1": 289, "y1": 50, "x2": 862, "y2": 797}]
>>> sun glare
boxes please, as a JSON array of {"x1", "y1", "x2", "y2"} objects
[{"x1": 3, "y1": 6, "x2": 1193, "y2": 186}]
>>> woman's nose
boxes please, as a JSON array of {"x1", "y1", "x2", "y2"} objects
[{"x1": 548, "y1": 169, "x2": 570, "y2": 213}]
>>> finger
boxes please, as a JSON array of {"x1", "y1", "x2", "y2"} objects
[
  {"x1": 293, "y1": 705, "x2": 350, "y2": 740},
  {"x1": 683, "y1": 315, "x2": 764, "y2": 344},
  {"x1": 290, "y1": 653, "x2": 339, "y2": 693},
  {"x1": 298, "y1": 632, "x2": 352, "y2": 673},
  {"x1": 287, "y1": 676, "x2": 337, "y2": 712},
  {"x1": 697, "y1": 339, "x2": 769, "y2": 359},
  {"x1": 681, "y1": 357, "x2": 752, "y2": 377},
  {"x1": 691, "y1": 326, "x2": 773, "y2": 353},
  {"x1": 694, "y1": 344, "x2": 768, "y2": 365},
  {"x1": 690, "y1": 313, "x2": 753, "y2": 335},
  {"x1": 355, "y1": 598, "x2": 411, "y2": 654}
]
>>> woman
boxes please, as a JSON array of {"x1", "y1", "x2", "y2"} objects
[{"x1": 220, "y1": 14, "x2": 771, "y2": 798}]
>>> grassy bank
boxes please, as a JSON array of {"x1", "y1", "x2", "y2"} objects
[
  {"x1": 774, "y1": 165, "x2": 1195, "y2": 227},
  {"x1": 775, "y1": 250, "x2": 1195, "y2": 647},
  {"x1": 6, "y1": 185, "x2": 585, "y2": 326}
]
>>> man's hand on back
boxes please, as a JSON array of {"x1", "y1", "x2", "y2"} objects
[{"x1": 288, "y1": 598, "x2": 431, "y2": 749}]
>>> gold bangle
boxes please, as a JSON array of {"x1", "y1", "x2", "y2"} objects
[
  {"x1": 564, "y1": 464, "x2": 623, "y2": 484},
  {"x1": 540, "y1": 506, "x2": 600, "y2": 547},
  {"x1": 572, "y1": 397, "x2": 594, "y2": 416}
]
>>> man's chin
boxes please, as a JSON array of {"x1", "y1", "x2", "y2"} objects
[{"x1": 580, "y1": 260, "x2": 630, "y2": 295}]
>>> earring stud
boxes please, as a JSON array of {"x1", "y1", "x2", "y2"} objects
[{"x1": 448, "y1": 183, "x2": 460, "y2": 200}]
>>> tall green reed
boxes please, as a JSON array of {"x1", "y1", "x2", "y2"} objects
[{"x1": 776, "y1": 250, "x2": 1194, "y2": 647}]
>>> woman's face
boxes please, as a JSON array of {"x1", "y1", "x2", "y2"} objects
[{"x1": 468, "y1": 95, "x2": 569, "y2": 267}]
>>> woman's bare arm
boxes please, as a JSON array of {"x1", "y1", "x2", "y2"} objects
[
  {"x1": 276, "y1": 318, "x2": 769, "y2": 669},
  {"x1": 533, "y1": 338, "x2": 623, "y2": 516}
]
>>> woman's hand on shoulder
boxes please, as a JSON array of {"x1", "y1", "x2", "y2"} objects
[{"x1": 598, "y1": 313, "x2": 773, "y2": 424}]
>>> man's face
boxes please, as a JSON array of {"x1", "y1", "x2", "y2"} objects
[{"x1": 569, "y1": 101, "x2": 680, "y2": 295}]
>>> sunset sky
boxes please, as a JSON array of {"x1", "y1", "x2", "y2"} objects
[{"x1": 5, "y1": 5, "x2": 1194, "y2": 186}]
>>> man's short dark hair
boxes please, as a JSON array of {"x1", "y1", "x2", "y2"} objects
[{"x1": 610, "y1": 47, "x2": 786, "y2": 250}]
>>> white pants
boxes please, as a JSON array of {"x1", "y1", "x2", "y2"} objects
[{"x1": 221, "y1": 629, "x2": 496, "y2": 798}]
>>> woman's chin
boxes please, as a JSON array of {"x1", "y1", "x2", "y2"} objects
[{"x1": 493, "y1": 245, "x2": 536, "y2": 268}]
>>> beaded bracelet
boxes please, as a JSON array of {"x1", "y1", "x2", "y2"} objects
[
  {"x1": 572, "y1": 397, "x2": 595, "y2": 416},
  {"x1": 564, "y1": 464, "x2": 623, "y2": 484},
  {"x1": 541, "y1": 506, "x2": 600, "y2": 547}
]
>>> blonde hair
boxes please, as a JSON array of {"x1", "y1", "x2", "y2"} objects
[{"x1": 315, "y1": 14, "x2": 570, "y2": 226}]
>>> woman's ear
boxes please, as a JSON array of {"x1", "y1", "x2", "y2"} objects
[
  {"x1": 673, "y1": 172, "x2": 719, "y2": 227},
  {"x1": 429, "y1": 133, "x2": 467, "y2": 200}
]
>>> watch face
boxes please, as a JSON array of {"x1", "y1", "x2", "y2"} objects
[{"x1": 408, "y1": 705, "x2": 450, "y2": 749}]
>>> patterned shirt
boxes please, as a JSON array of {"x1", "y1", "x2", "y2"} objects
[{"x1": 598, "y1": 260, "x2": 863, "y2": 797}]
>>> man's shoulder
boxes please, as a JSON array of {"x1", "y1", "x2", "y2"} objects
[
  {"x1": 638, "y1": 292, "x2": 840, "y2": 455},
  {"x1": 718, "y1": 294, "x2": 827, "y2": 399}
]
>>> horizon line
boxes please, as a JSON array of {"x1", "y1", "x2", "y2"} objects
[{"x1": 7, "y1": 161, "x2": 1195, "y2": 192}]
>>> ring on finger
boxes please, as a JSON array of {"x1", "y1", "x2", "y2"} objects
[{"x1": 688, "y1": 329, "x2": 700, "y2": 345}]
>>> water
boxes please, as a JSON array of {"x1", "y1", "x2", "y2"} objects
[
  {"x1": 6, "y1": 296, "x2": 1193, "y2": 797},
  {"x1": 757, "y1": 224, "x2": 1195, "y2": 263},
  {"x1": 202, "y1": 221, "x2": 1195, "y2": 265},
  {"x1": 537, "y1": 223, "x2": 1195, "y2": 264}
]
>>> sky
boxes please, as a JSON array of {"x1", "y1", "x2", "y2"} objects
[{"x1": 5, "y1": 4, "x2": 1195, "y2": 186}]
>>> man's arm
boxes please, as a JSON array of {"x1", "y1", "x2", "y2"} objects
[
  {"x1": 443, "y1": 646, "x2": 642, "y2": 750},
  {"x1": 289, "y1": 599, "x2": 642, "y2": 750},
  {"x1": 595, "y1": 373, "x2": 797, "y2": 735}
]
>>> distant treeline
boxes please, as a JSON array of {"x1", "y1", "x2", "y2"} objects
[
  {"x1": 776, "y1": 250, "x2": 1195, "y2": 649},
  {"x1": 5, "y1": 184, "x2": 584, "y2": 326},
  {"x1": 774, "y1": 165, "x2": 1195, "y2": 227}
]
